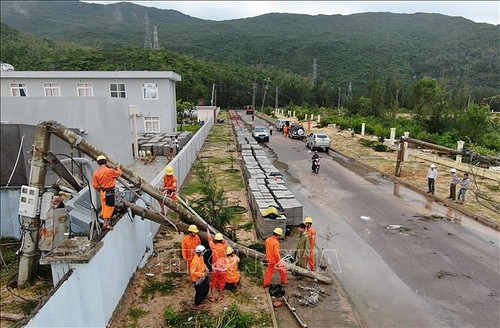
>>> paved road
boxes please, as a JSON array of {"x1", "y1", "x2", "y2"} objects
[{"x1": 244, "y1": 113, "x2": 500, "y2": 328}]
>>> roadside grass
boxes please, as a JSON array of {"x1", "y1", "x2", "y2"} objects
[
  {"x1": 126, "y1": 307, "x2": 148, "y2": 328},
  {"x1": 141, "y1": 279, "x2": 174, "y2": 301}
]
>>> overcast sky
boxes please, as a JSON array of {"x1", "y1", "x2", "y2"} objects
[{"x1": 85, "y1": 1, "x2": 499, "y2": 25}]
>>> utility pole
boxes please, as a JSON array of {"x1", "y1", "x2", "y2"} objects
[
  {"x1": 275, "y1": 85, "x2": 279, "y2": 109},
  {"x1": 18, "y1": 122, "x2": 51, "y2": 287},
  {"x1": 210, "y1": 83, "x2": 216, "y2": 106},
  {"x1": 312, "y1": 58, "x2": 317, "y2": 86},
  {"x1": 337, "y1": 87, "x2": 341, "y2": 115},
  {"x1": 252, "y1": 82, "x2": 257, "y2": 110},
  {"x1": 261, "y1": 77, "x2": 271, "y2": 111}
]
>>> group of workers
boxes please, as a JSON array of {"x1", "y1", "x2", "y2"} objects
[
  {"x1": 263, "y1": 217, "x2": 317, "y2": 288},
  {"x1": 92, "y1": 155, "x2": 319, "y2": 307},
  {"x1": 181, "y1": 224, "x2": 241, "y2": 307}
]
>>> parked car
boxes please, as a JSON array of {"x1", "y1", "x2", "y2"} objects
[
  {"x1": 288, "y1": 124, "x2": 305, "y2": 139},
  {"x1": 275, "y1": 118, "x2": 293, "y2": 132},
  {"x1": 306, "y1": 133, "x2": 331, "y2": 152},
  {"x1": 252, "y1": 125, "x2": 270, "y2": 142}
]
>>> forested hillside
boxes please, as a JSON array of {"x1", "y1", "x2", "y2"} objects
[{"x1": 1, "y1": 1, "x2": 499, "y2": 95}]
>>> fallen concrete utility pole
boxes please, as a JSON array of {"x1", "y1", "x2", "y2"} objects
[
  {"x1": 18, "y1": 121, "x2": 333, "y2": 284},
  {"x1": 400, "y1": 136, "x2": 464, "y2": 155},
  {"x1": 125, "y1": 202, "x2": 333, "y2": 284}
]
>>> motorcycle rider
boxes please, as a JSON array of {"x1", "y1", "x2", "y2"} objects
[{"x1": 311, "y1": 151, "x2": 320, "y2": 171}]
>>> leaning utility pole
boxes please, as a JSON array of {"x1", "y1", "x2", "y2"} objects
[
  {"x1": 261, "y1": 77, "x2": 271, "y2": 111},
  {"x1": 17, "y1": 123, "x2": 51, "y2": 287},
  {"x1": 312, "y1": 58, "x2": 317, "y2": 86}
]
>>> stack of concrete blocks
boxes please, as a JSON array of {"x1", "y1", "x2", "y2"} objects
[
  {"x1": 137, "y1": 132, "x2": 193, "y2": 156},
  {"x1": 232, "y1": 125, "x2": 302, "y2": 239}
]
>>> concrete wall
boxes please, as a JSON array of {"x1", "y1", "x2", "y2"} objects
[
  {"x1": 1, "y1": 97, "x2": 133, "y2": 165},
  {"x1": 25, "y1": 112, "x2": 216, "y2": 328}
]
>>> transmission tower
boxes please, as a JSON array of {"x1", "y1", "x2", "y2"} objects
[
  {"x1": 153, "y1": 26, "x2": 160, "y2": 50},
  {"x1": 144, "y1": 11, "x2": 152, "y2": 49},
  {"x1": 312, "y1": 58, "x2": 317, "y2": 86}
]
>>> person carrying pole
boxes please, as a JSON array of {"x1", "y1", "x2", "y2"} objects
[
  {"x1": 160, "y1": 166, "x2": 179, "y2": 220},
  {"x1": 263, "y1": 227, "x2": 289, "y2": 288},
  {"x1": 190, "y1": 245, "x2": 210, "y2": 307},
  {"x1": 92, "y1": 155, "x2": 122, "y2": 230},
  {"x1": 207, "y1": 228, "x2": 228, "y2": 302},
  {"x1": 305, "y1": 217, "x2": 316, "y2": 271},
  {"x1": 224, "y1": 246, "x2": 240, "y2": 291},
  {"x1": 182, "y1": 225, "x2": 201, "y2": 274}
]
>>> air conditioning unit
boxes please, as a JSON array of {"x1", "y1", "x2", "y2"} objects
[{"x1": 65, "y1": 187, "x2": 101, "y2": 233}]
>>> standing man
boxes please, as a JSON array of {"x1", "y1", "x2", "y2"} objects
[
  {"x1": 92, "y1": 155, "x2": 122, "y2": 230},
  {"x1": 296, "y1": 223, "x2": 310, "y2": 269},
  {"x1": 263, "y1": 228, "x2": 288, "y2": 288},
  {"x1": 457, "y1": 173, "x2": 470, "y2": 204},
  {"x1": 269, "y1": 124, "x2": 273, "y2": 136},
  {"x1": 190, "y1": 245, "x2": 210, "y2": 307},
  {"x1": 207, "y1": 229, "x2": 228, "y2": 302},
  {"x1": 160, "y1": 166, "x2": 178, "y2": 218},
  {"x1": 427, "y1": 164, "x2": 438, "y2": 194},
  {"x1": 182, "y1": 225, "x2": 201, "y2": 273},
  {"x1": 448, "y1": 168, "x2": 459, "y2": 201},
  {"x1": 225, "y1": 246, "x2": 241, "y2": 291},
  {"x1": 304, "y1": 217, "x2": 316, "y2": 271},
  {"x1": 283, "y1": 124, "x2": 289, "y2": 137}
]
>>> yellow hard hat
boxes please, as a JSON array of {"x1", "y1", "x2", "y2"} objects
[
  {"x1": 165, "y1": 166, "x2": 174, "y2": 176},
  {"x1": 97, "y1": 155, "x2": 107, "y2": 162},
  {"x1": 273, "y1": 227, "x2": 283, "y2": 236},
  {"x1": 188, "y1": 225, "x2": 198, "y2": 233},
  {"x1": 305, "y1": 217, "x2": 313, "y2": 224},
  {"x1": 214, "y1": 233, "x2": 224, "y2": 241},
  {"x1": 226, "y1": 246, "x2": 234, "y2": 255}
]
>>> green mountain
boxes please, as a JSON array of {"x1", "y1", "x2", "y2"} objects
[{"x1": 1, "y1": 1, "x2": 499, "y2": 93}]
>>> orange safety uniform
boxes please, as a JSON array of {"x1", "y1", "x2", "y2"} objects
[
  {"x1": 182, "y1": 234, "x2": 201, "y2": 272},
  {"x1": 283, "y1": 125, "x2": 289, "y2": 136},
  {"x1": 307, "y1": 226, "x2": 317, "y2": 271},
  {"x1": 163, "y1": 175, "x2": 178, "y2": 202},
  {"x1": 208, "y1": 237, "x2": 228, "y2": 290},
  {"x1": 189, "y1": 254, "x2": 208, "y2": 282},
  {"x1": 263, "y1": 235, "x2": 287, "y2": 287},
  {"x1": 92, "y1": 164, "x2": 122, "y2": 219},
  {"x1": 226, "y1": 254, "x2": 240, "y2": 284}
]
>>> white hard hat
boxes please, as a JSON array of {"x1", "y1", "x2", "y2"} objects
[
  {"x1": 430, "y1": 164, "x2": 436, "y2": 168},
  {"x1": 195, "y1": 245, "x2": 206, "y2": 253},
  {"x1": 450, "y1": 168, "x2": 456, "y2": 173}
]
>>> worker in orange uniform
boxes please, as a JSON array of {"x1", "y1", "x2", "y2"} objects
[
  {"x1": 190, "y1": 245, "x2": 210, "y2": 307},
  {"x1": 182, "y1": 225, "x2": 201, "y2": 274},
  {"x1": 283, "y1": 124, "x2": 289, "y2": 137},
  {"x1": 207, "y1": 228, "x2": 228, "y2": 302},
  {"x1": 92, "y1": 155, "x2": 122, "y2": 230},
  {"x1": 224, "y1": 246, "x2": 240, "y2": 291},
  {"x1": 160, "y1": 166, "x2": 178, "y2": 217},
  {"x1": 263, "y1": 227, "x2": 288, "y2": 288},
  {"x1": 305, "y1": 217, "x2": 317, "y2": 271}
]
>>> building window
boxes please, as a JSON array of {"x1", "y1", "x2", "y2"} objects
[
  {"x1": 10, "y1": 83, "x2": 27, "y2": 97},
  {"x1": 142, "y1": 83, "x2": 158, "y2": 100},
  {"x1": 144, "y1": 116, "x2": 160, "y2": 133},
  {"x1": 110, "y1": 83, "x2": 126, "y2": 98},
  {"x1": 76, "y1": 83, "x2": 93, "y2": 97},
  {"x1": 43, "y1": 82, "x2": 61, "y2": 97}
]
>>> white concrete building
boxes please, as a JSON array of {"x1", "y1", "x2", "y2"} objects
[{"x1": 1, "y1": 70, "x2": 182, "y2": 137}]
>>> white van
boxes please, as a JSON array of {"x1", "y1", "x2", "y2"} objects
[{"x1": 275, "y1": 118, "x2": 294, "y2": 132}]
